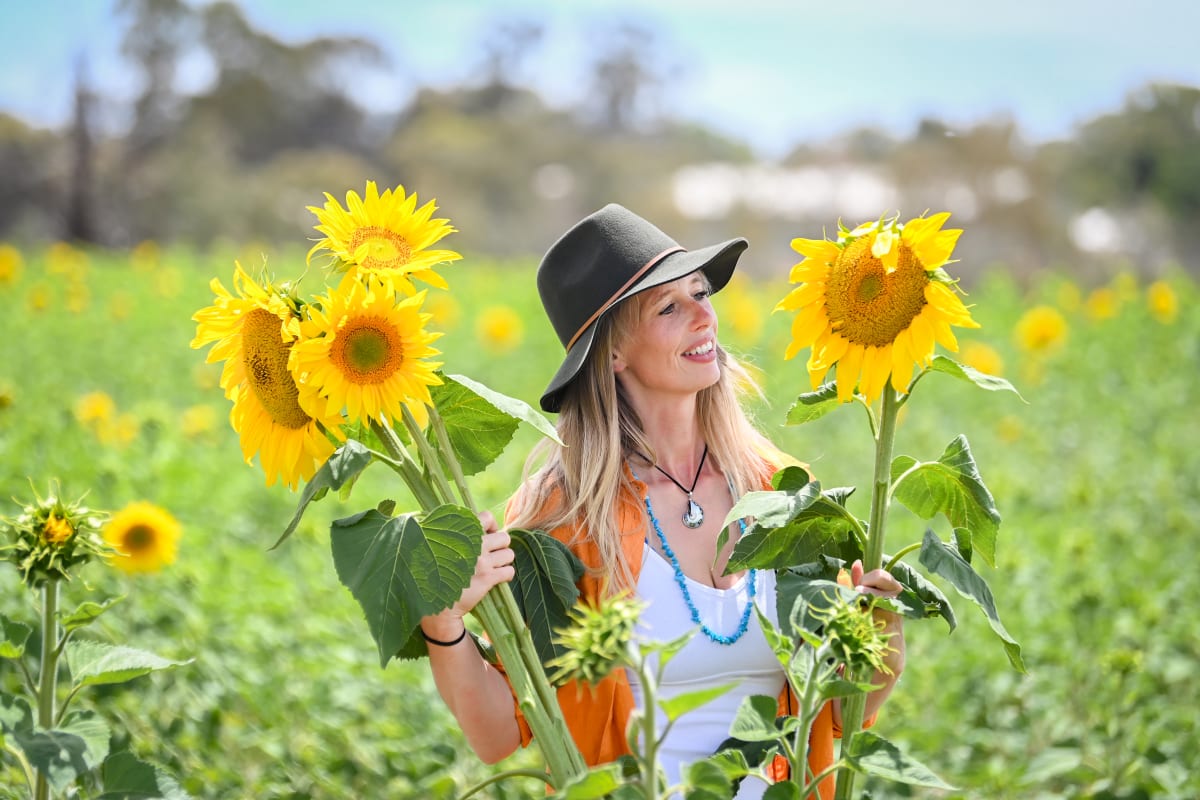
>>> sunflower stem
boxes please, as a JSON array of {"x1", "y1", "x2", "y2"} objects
[
  {"x1": 34, "y1": 579, "x2": 59, "y2": 800},
  {"x1": 377, "y1": 413, "x2": 585, "y2": 785},
  {"x1": 398, "y1": 406, "x2": 458, "y2": 506},
  {"x1": 833, "y1": 386, "x2": 901, "y2": 800},
  {"x1": 884, "y1": 541, "x2": 923, "y2": 573},
  {"x1": 427, "y1": 403, "x2": 477, "y2": 511},
  {"x1": 369, "y1": 419, "x2": 441, "y2": 510}
]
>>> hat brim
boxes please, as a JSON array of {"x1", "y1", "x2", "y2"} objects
[{"x1": 539, "y1": 237, "x2": 748, "y2": 413}]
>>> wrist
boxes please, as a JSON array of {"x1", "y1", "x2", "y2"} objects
[{"x1": 420, "y1": 612, "x2": 467, "y2": 644}]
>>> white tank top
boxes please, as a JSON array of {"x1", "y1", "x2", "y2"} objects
[{"x1": 627, "y1": 545, "x2": 785, "y2": 799}]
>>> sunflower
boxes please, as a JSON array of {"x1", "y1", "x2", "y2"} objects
[
  {"x1": 290, "y1": 274, "x2": 443, "y2": 428},
  {"x1": 191, "y1": 263, "x2": 344, "y2": 489},
  {"x1": 1146, "y1": 280, "x2": 1179, "y2": 324},
  {"x1": 476, "y1": 305, "x2": 524, "y2": 353},
  {"x1": 103, "y1": 501, "x2": 181, "y2": 574},
  {"x1": 1014, "y1": 305, "x2": 1068, "y2": 353},
  {"x1": 307, "y1": 181, "x2": 461, "y2": 295},
  {"x1": 777, "y1": 212, "x2": 980, "y2": 404}
]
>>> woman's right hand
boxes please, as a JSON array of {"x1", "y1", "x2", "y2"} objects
[{"x1": 420, "y1": 511, "x2": 515, "y2": 639}]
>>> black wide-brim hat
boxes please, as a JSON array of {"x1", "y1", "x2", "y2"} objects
[{"x1": 537, "y1": 203, "x2": 748, "y2": 412}]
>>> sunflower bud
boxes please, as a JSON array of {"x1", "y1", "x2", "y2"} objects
[
  {"x1": 814, "y1": 593, "x2": 894, "y2": 677},
  {"x1": 1, "y1": 483, "x2": 110, "y2": 587},
  {"x1": 548, "y1": 595, "x2": 644, "y2": 687}
]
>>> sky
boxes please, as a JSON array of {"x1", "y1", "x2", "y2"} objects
[{"x1": 2, "y1": 0, "x2": 1199, "y2": 159}]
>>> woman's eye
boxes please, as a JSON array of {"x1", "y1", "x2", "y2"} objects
[
  {"x1": 694, "y1": 289, "x2": 710, "y2": 300},
  {"x1": 659, "y1": 303, "x2": 675, "y2": 315}
]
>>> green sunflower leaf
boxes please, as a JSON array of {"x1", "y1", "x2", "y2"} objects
[
  {"x1": 927, "y1": 355, "x2": 1026, "y2": 401},
  {"x1": 99, "y1": 751, "x2": 193, "y2": 799},
  {"x1": 0, "y1": 692, "x2": 34, "y2": 734},
  {"x1": 59, "y1": 597, "x2": 124, "y2": 634},
  {"x1": 0, "y1": 614, "x2": 32, "y2": 659},
  {"x1": 919, "y1": 530, "x2": 1025, "y2": 672},
  {"x1": 553, "y1": 763, "x2": 624, "y2": 799},
  {"x1": 890, "y1": 435, "x2": 1000, "y2": 566},
  {"x1": 274, "y1": 439, "x2": 374, "y2": 550},
  {"x1": 724, "y1": 482, "x2": 858, "y2": 572},
  {"x1": 887, "y1": 557, "x2": 957, "y2": 632},
  {"x1": 17, "y1": 710, "x2": 110, "y2": 791},
  {"x1": 508, "y1": 528, "x2": 584, "y2": 668},
  {"x1": 65, "y1": 640, "x2": 192, "y2": 688},
  {"x1": 785, "y1": 382, "x2": 841, "y2": 425},
  {"x1": 330, "y1": 504, "x2": 480, "y2": 668},
  {"x1": 659, "y1": 682, "x2": 738, "y2": 723},
  {"x1": 846, "y1": 731, "x2": 956, "y2": 789},
  {"x1": 432, "y1": 373, "x2": 562, "y2": 478}
]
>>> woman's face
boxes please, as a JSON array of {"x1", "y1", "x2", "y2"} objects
[{"x1": 612, "y1": 270, "x2": 720, "y2": 406}]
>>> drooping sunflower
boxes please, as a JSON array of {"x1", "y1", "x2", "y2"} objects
[
  {"x1": 306, "y1": 181, "x2": 461, "y2": 295},
  {"x1": 103, "y1": 501, "x2": 181, "y2": 574},
  {"x1": 191, "y1": 264, "x2": 344, "y2": 489},
  {"x1": 777, "y1": 212, "x2": 980, "y2": 404},
  {"x1": 290, "y1": 274, "x2": 443, "y2": 428}
]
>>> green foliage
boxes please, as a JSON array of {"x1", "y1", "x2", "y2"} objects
[
  {"x1": 330, "y1": 505, "x2": 481, "y2": 667},
  {"x1": 1, "y1": 248, "x2": 1197, "y2": 797}
]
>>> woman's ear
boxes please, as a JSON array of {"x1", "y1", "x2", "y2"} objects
[{"x1": 611, "y1": 349, "x2": 627, "y2": 374}]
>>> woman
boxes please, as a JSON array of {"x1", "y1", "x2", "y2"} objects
[{"x1": 419, "y1": 204, "x2": 905, "y2": 799}]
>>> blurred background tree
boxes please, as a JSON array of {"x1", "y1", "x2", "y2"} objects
[{"x1": 0, "y1": 0, "x2": 1196, "y2": 285}]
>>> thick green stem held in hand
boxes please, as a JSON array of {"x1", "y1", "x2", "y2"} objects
[
  {"x1": 371, "y1": 412, "x2": 587, "y2": 787},
  {"x1": 833, "y1": 387, "x2": 900, "y2": 800}
]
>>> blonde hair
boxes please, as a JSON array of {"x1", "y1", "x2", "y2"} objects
[{"x1": 507, "y1": 288, "x2": 793, "y2": 592}]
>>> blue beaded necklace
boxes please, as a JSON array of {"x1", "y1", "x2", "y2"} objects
[{"x1": 638, "y1": 468, "x2": 757, "y2": 646}]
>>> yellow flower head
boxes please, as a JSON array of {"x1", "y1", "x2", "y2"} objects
[
  {"x1": 476, "y1": 305, "x2": 524, "y2": 353},
  {"x1": 290, "y1": 274, "x2": 443, "y2": 427},
  {"x1": 1146, "y1": 280, "x2": 1179, "y2": 324},
  {"x1": 27, "y1": 282, "x2": 52, "y2": 312},
  {"x1": 1085, "y1": 287, "x2": 1119, "y2": 321},
  {"x1": 103, "y1": 501, "x2": 181, "y2": 574},
  {"x1": 777, "y1": 212, "x2": 979, "y2": 404},
  {"x1": 191, "y1": 263, "x2": 345, "y2": 489},
  {"x1": 1014, "y1": 305, "x2": 1068, "y2": 353},
  {"x1": 130, "y1": 240, "x2": 161, "y2": 272},
  {"x1": 181, "y1": 404, "x2": 218, "y2": 437},
  {"x1": 306, "y1": 181, "x2": 461, "y2": 295},
  {"x1": 0, "y1": 243, "x2": 23, "y2": 287},
  {"x1": 75, "y1": 391, "x2": 116, "y2": 427},
  {"x1": 959, "y1": 342, "x2": 1005, "y2": 377}
]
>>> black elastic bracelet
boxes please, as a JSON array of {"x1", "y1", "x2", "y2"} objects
[{"x1": 421, "y1": 626, "x2": 468, "y2": 647}]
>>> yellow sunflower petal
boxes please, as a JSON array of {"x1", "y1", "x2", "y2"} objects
[{"x1": 836, "y1": 344, "x2": 866, "y2": 403}]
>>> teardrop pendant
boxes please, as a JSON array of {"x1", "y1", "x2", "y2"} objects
[{"x1": 683, "y1": 497, "x2": 704, "y2": 529}]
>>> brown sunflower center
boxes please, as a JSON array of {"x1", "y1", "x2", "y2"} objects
[
  {"x1": 123, "y1": 524, "x2": 155, "y2": 553},
  {"x1": 333, "y1": 318, "x2": 404, "y2": 384},
  {"x1": 824, "y1": 237, "x2": 929, "y2": 347},
  {"x1": 241, "y1": 308, "x2": 311, "y2": 430},
  {"x1": 350, "y1": 226, "x2": 413, "y2": 271}
]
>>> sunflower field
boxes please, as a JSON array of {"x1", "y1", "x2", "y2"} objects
[{"x1": 0, "y1": 231, "x2": 1197, "y2": 799}]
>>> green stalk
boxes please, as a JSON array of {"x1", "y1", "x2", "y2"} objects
[
  {"x1": 398, "y1": 406, "x2": 458, "y2": 506},
  {"x1": 427, "y1": 404, "x2": 477, "y2": 511},
  {"x1": 374, "y1": 414, "x2": 587, "y2": 785},
  {"x1": 833, "y1": 387, "x2": 901, "y2": 800},
  {"x1": 34, "y1": 579, "x2": 59, "y2": 800},
  {"x1": 635, "y1": 653, "x2": 661, "y2": 800}
]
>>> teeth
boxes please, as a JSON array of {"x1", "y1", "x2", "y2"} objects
[{"x1": 684, "y1": 340, "x2": 714, "y2": 357}]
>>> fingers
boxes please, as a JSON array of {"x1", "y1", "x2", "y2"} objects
[
  {"x1": 851, "y1": 559, "x2": 902, "y2": 598},
  {"x1": 477, "y1": 510, "x2": 499, "y2": 533},
  {"x1": 479, "y1": 529, "x2": 515, "y2": 584}
]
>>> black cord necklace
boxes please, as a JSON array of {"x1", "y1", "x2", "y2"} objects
[{"x1": 650, "y1": 444, "x2": 708, "y2": 529}]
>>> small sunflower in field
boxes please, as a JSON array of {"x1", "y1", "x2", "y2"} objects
[
  {"x1": 959, "y1": 341, "x2": 1005, "y2": 377},
  {"x1": 1, "y1": 484, "x2": 108, "y2": 587},
  {"x1": 75, "y1": 391, "x2": 116, "y2": 428},
  {"x1": 191, "y1": 263, "x2": 344, "y2": 489},
  {"x1": 778, "y1": 212, "x2": 979, "y2": 404},
  {"x1": 0, "y1": 243, "x2": 23, "y2": 287},
  {"x1": 290, "y1": 274, "x2": 443, "y2": 427},
  {"x1": 1146, "y1": 280, "x2": 1178, "y2": 324},
  {"x1": 1085, "y1": 287, "x2": 1119, "y2": 321},
  {"x1": 476, "y1": 304, "x2": 524, "y2": 353},
  {"x1": 103, "y1": 501, "x2": 181, "y2": 574},
  {"x1": 306, "y1": 181, "x2": 461, "y2": 295},
  {"x1": 1015, "y1": 306, "x2": 1068, "y2": 353}
]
